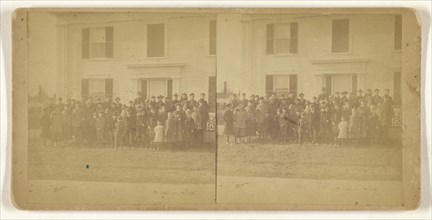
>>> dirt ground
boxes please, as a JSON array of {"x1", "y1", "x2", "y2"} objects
[
  {"x1": 216, "y1": 135, "x2": 404, "y2": 207},
  {"x1": 28, "y1": 138, "x2": 216, "y2": 205}
]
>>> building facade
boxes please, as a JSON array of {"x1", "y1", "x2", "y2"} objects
[
  {"x1": 217, "y1": 13, "x2": 402, "y2": 106},
  {"x1": 29, "y1": 12, "x2": 217, "y2": 109}
]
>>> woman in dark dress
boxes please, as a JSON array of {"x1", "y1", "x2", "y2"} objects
[{"x1": 223, "y1": 104, "x2": 234, "y2": 144}]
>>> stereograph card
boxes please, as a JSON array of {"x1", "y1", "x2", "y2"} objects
[{"x1": 11, "y1": 8, "x2": 421, "y2": 210}]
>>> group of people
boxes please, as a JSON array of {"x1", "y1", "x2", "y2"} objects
[
  {"x1": 39, "y1": 92, "x2": 210, "y2": 150},
  {"x1": 222, "y1": 88, "x2": 396, "y2": 146}
]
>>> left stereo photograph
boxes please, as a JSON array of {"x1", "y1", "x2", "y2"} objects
[{"x1": 12, "y1": 9, "x2": 217, "y2": 210}]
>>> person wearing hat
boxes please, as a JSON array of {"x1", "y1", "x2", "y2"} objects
[
  {"x1": 199, "y1": 93, "x2": 209, "y2": 111},
  {"x1": 195, "y1": 100, "x2": 210, "y2": 144},
  {"x1": 188, "y1": 93, "x2": 198, "y2": 110},
  {"x1": 183, "y1": 109, "x2": 196, "y2": 149},
  {"x1": 156, "y1": 95, "x2": 165, "y2": 109},
  {"x1": 233, "y1": 102, "x2": 247, "y2": 144},
  {"x1": 173, "y1": 103, "x2": 186, "y2": 145},
  {"x1": 172, "y1": 93, "x2": 180, "y2": 107},
  {"x1": 297, "y1": 93, "x2": 306, "y2": 110},
  {"x1": 180, "y1": 93, "x2": 188, "y2": 108},
  {"x1": 255, "y1": 97, "x2": 268, "y2": 141},
  {"x1": 164, "y1": 96, "x2": 175, "y2": 112},
  {"x1": 341, "y1": 91, "x2": 349, "y2": 104},
  {"x1": 372, "y1": 89, "x2": 383, "y2": 105},
  {"x1": 223, "y1": 103, "x2": 235, "y2": 144},
  {"x1": 239, "y1": 93, "x2": 248, "y2": 107},
  {"x1": 318, "y1": 87, "x2": 328, "y2": 103}
]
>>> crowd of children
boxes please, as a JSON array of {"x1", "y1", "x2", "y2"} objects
[
  {"x1": 222, "y1": 88, "x2": 396, "y2": 146},
  {"x1": 39, "y1": 92, "x2": 210, "y2": 150}
]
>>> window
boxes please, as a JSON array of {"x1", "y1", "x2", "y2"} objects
[
  {"x1": 332, "y1": 19, "x2": 350, "y2": 53},
  {"x1": 82, "y1": 27, "x2": 113, "y2": 59},
  {"x1": 209, "y1": 20, "x2": 217, "y2": 55},
  {"x1": 394, "y1": 15, "x2": 402, "y2": 50},
  {"x1": 266, "y1": 74, "x2": 298, "y2": 96},
  {"x1": 81, "y1": 78, "x2": 113, "y2": 99},
  {"x1": 142, "y1": 79, "x2": 173, "y2": 99},
  {"x1": 266, "y1": 22, "x2": 298, "y2": 55},
  {"x1": 147, "y1": 24, "x2": 165, "y2": 57}
]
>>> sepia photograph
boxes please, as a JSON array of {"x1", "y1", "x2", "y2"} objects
[
  {"x1": 10, "y1": 8, "x2": 421, "y2": 211},
  {"x1": 24, "y1": 10, "x2": 217, "y2": 206},
  {"x1": 216, "y1": 11, "x2": 419, "y2": 209}
]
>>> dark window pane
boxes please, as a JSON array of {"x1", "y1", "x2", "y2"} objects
[
  {"x1": 266, "y1": 75, "x2": 274, "y2": 94},
  {"x1": 394, "y1": 15, "x2": 402, "y2": 50},
  {"x1": 332, "y1": 19, "x2": 350, "y2": 53},
  {"x1": 147, "y1": 24, "x2": 165, "y2": 57}
]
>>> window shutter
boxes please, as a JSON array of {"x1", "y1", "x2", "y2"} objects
[
  {"x1": 266, "y1": 24, "x2": 274, "y2": 55},
  {"x1": 167, "y1": 79, "x2": 173, "y2": 98},
  {"x1": 208, "y1": 76, "x2": 216, "y2": 111},
  {"x1": 394, "y1": 15, "x2": 402, "y2": 50},
  {"x1": 289, "y1": 75, "x2": 298, "y2": 95},
  {"x1": 105, "y1": 26, "x2": 114, "y2": 58},
  {"x1": 352, "y1": 75, "x2": 358, "y2": 95},
  {"x1": 290, "y1": 22, "x2": 298, "y2": 53},
  {"x1": 105, "y1": 78, "x2": 113, "y2": 98},
  {"x1": 325, "y1": 75, "x2": 332, "y2": 95},
  {"x1": 265, "y1": 75, "x2": 274, "y2": 94},
  {"x1": 82, "y1": 28, "x2": 90, "y2": 59},
  {"x1": 81, "y1": 79, "x2": 89, "y2": 98},
  {"x1": 141, "y1": 80, "x2": 148, "y2": 99}
]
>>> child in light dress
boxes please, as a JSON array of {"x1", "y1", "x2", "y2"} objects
[
  {"x1": 338, "y1": 116, "x2": 349, "y2": 147},
  {"x1": 153, "y1": 120, "x2": 164, "y2": 151}
]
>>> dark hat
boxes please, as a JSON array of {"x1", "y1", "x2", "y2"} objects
[
  {"x1": 374, "y1": 88, "x2": 379, "y2": 92},
  {"x1": 173, "y1": 93, "x2": 179, "y2": 97},
  {"x1": 200, "y1": 93, "x2": 205, "y2": 96},
  {"x1": 189, "y1": 93, "x2": 195, "y2": 96},
  {"x1": 342, "y1": 91, "x2": 348, "y2": 94},
  {"x1": 157, "y1": 95, "x2": 164, "y2": 99},
  {"x1": 335, "y1": 91, "x2": 340, "y2": 94},
  {"x1": 165, "y1": 96, "x2": 171, "y2": 100},
  {"x1": 181, "y1": 93, "x2": 187, "y2": 96},
  {"x1": 358, "y1": 89, "x2": 363, "y2": 93},
  {"x1": 151, "y1": 95, "x2": 156, "y2": 98},
  {"x1": 259, "y1": 97, "x2": 265, "y2": 100},
  {"x1": 299, "y1": 93, "x2": 304, "y2": 97},
  {"x1": 242, "y1": 93, "x2": 246, "y2": 96}
]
